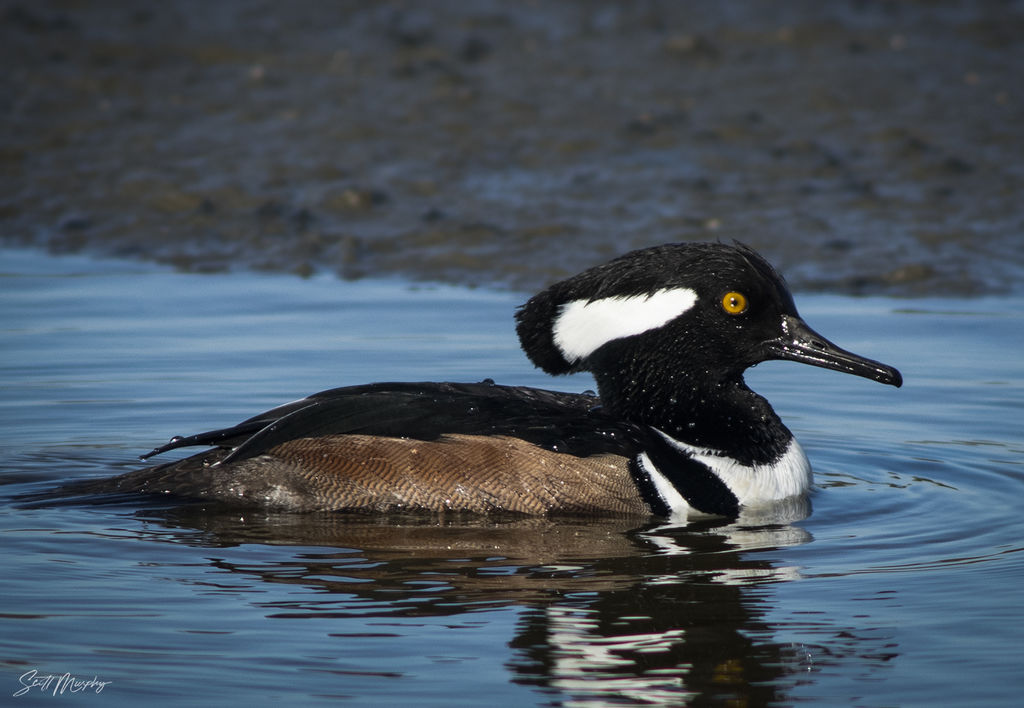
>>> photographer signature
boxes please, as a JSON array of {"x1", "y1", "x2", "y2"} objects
[{"x1": 13, "y1": 670, "x2": 111, "y2": 697}]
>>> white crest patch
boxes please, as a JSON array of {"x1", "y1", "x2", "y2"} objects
[{"x1": 552, "y1": 288, "x2": 697, "y2": 363}]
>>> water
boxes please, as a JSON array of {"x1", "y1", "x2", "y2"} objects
[{"x1": 1, "y1": 248, "x2": 1022, "y2": 705}]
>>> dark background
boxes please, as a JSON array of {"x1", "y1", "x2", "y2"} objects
[{"x1": 3, "y1": 0, "x2": 1021, "y2": 295}]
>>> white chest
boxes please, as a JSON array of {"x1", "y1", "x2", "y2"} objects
[{"x1": 641, "y1": 431, "x2": 812, "y2": 518}]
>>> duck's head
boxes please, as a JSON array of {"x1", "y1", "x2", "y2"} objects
[{"x1": 515, "y1": 242, "x2": 902, "y2": 400}]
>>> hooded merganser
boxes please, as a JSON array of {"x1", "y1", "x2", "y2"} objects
[{"x1": 86, "y1": 242, "x2": 901, "y2": 518}]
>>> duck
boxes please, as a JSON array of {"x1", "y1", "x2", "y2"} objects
[{"x1": 84, "y1": 242, "x2": 901, "y2": 519}]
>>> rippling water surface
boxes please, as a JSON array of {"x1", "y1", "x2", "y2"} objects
[{"x1": 1, "y1": 249, "x2": 1021, "y2": 705}]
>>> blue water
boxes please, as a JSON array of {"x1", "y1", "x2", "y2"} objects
[{"x1": 1, "y1": 249, "x2": 1022, "y2": 705}]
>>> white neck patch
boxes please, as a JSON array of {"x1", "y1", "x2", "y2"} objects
[
  {"x1": 552, "y1": 288, "x2": 697, "y2": 363},
  {"x1": 655, "y1": 430, "x2": 812, "y2": 506}
]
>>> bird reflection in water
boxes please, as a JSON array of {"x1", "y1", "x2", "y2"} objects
[{"x1": 144, "y1": 501, "x2": 813, "y2": 705}]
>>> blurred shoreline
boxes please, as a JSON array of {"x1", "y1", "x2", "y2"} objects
[{"x1": 3, "y1": 1, "x2": 1021, "y2": 295}]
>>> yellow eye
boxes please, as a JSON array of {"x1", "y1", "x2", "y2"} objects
[{"x1": 721, "y1": 291, "x2": 748, "y2": 315}]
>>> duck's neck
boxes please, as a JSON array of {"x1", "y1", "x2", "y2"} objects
[{"x1": 593, "y1": 367, "x2": 793, "y2": 467}]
